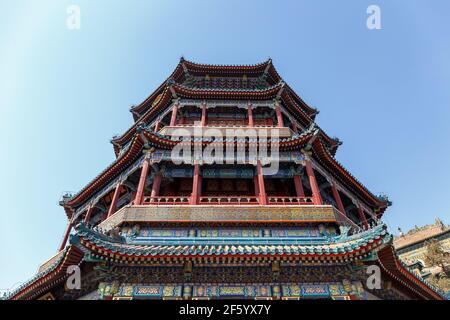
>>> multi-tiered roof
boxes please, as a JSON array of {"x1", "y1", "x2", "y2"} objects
[
  {"x1": 62, "y1": 58, "x2": 388, "y2": 220},
  {"x1": 7, "y1": 59, "x2": 445, "y2": 300}
]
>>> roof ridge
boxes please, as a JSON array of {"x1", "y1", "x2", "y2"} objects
[{"x1": 181, "y1": 57, "x2": 272, "y2": 69}]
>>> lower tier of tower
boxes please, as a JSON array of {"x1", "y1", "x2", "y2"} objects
[
  {"x1": 48, "y1": 264, "x2": 415, "y2": 300},
  {"x1": 9, "y1": 223, "x2": 444, "y2": 300}
]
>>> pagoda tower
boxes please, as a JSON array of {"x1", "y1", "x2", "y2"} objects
[{"x1": 8, "y1": 59, "x2": 445, "y2": 300}]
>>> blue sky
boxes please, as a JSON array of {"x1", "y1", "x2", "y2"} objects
[{"x1": 1, "y1": 0, "x2": 449, "y2": 294}]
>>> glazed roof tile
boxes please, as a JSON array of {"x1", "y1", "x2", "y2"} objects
[
  {"x1": 70, "y1": 223, "x2": 389, "y2": 259},
  {"x1": 6, "y1": 246, "x2": 84, "y2": 300}
]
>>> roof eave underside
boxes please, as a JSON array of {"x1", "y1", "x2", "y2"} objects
[{"x1": 113, "y1": 83, "x2": 327, "y2": 153}]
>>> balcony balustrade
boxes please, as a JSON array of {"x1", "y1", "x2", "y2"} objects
[
  {"x1": 158, "y1": 125, "x2": 293, "y2": 138},
  {"x1": 199, "y1": 196, "x2": 259, "y2": 205},
  {"x1": 143, "y1": 196, "x2": 190, "y2": 205},
  {"x1": 142, "y1": 196, "x2": 314, "y2": 206},
  {"x1": 267, "y1": 196, "x2": 314, "y2": 205}
]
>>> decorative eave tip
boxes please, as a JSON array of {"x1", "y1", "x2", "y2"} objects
[
  {"x1": 166, "y1": 77, "x2": 175, "y2": 86},
  {"x1": 136, "y1": 122, "x2": 147, "y2": 134},
  {"x1": 129, "y1": 104, "x2": 141, "y2": 116},
  {"x1": 166, "y1": 79, "x2": 178, "y2": 99},
  {"x1": 376, "y1": 193, "x2": 392, "y2": 207},
  {"x1": 306, "y1": 121, "x2": 320, "y2": 134},
  {"x1": 332, "y1": 137, "x2": 343, "y2": 146},
  {"x1": 110, "y1": 135, "x2": 121, "y2": 145},
  {"x1": 275, "y1": 81, "x2": 286, "y2": 99},
  {"x1": 59, "y1": 192, "x2": 74, "y2": 206}
]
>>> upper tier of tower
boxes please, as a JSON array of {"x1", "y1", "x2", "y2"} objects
[
  {"x1": 129, "y1": 58, "x2": 318, "y2": 120},
  {"x1": 112, "y1": 58, "x2": 341, "y2": 158},
  {"x1": 59, "y1": 58, "x2": 390, "y2": 229}
]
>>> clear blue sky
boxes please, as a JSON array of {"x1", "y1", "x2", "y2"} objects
[{"x1": 1, "y1": 0, "x2": 449, "y2": 294}]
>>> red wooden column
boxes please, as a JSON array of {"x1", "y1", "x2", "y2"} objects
[
  {"x1": 154, "y1": 120, "x2": 161, "y2": 132},
  {"x1": 201, "y1": 103, "x2": 207, "y2": 127},
  {"x1": 169, "y1": 104, "x2": 178, "y2": 126},
  {"x1": 248, "y1": 104, "x2": 254, "y2": 127},
  {"x1": 58, "y1": 220, "x2": 72, "y2": 251},
  {"x1": 358, "y1": 205, "x2": 369, "y2": 229},
  {"x1": 83, "y1": 205, "x2": 94, "y2": 224},
  {"x1": 134, "y1": 159, "x2": 150, "y2": 205},
  {"x1": 150, "y1": 170, "x2": 162, "y2": 199},
  {"x1": 253, "y1": 175, "x2": 260, "y2": 198},
  {"x1": 191, "y1": 164, "x2": 201, "y2": 205},
  {"x1": 256, "y1": 161, "x2": 267, "y2": 205},
  {"x1": 197, "y1": 174, "x2": 203, "y2": 203},
  {"x1": 293, "y1": 174, "x2": 305, "y2": 198},
  {"x1": 275, "y1": 103, "x2": 284, "y2": 128},
  {"x1": 331, "y1": 181, "x2": 346, "y2": 214},
  {"x1": 107, "y1": 183, "x2": 122, "y2": 218},
  {"x1": 304, "y1": 160, "x2": 323, "y2": 205}
]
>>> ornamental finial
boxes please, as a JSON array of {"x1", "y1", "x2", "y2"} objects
[
  {"x1": 167, "y1": 78, "x2": 175, "y2": 86},
  {"x1": 136, "y1": 122, "x2": 146, "y2": 133}
]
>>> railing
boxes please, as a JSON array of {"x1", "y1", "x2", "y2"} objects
[
  {"x1": 167, "y1": 124, "x2": 278, "y2": 128},
  {"x1": 142, "y1": 196, "x2": 190, "y2": 205},
  {"x1": 267, "y1": 196, "x2": 314, "y2": 205},
  {"x1": 172, "y1": 124, "x2": 279, "y2": 128},
  {"x1": 142, "y1": 196, "x2": 315, "y2": 206},
  {"x1": 199, "y1": 196, "x2": 259, "y2": 205},
  {"x1": 158, "y1": 125, "x2": 293, "y2": 137}
]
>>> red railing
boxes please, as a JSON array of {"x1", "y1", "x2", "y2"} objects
[
  {"x1": 143, "y1": 196, "x2": 190, "y2": 205},
  {"x1": 142, "y1": 196, "x2": 315, "y2": 206},
  {"x1": 169, "y1": 123, "x2": 278, "y2": 128},
  {"x1": 199, "y1": 196, "x2": 259, "y2": 205},
  {"x1": 267, "y1": 196, "x2": 314, "y2": 205}
]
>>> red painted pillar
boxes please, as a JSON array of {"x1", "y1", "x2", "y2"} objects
[
  {"x1": 191, "y1": 164, "x2": 201, "y2": 205},
  {"x1": 150, "y1": 170, "x2": 162, "y2": 199},
  {"x1": 169, "y1": 104, "x2": 178, "y2": 126},
  {"x1": 253, "y1": 175, "x2": 260, "y2": 198},
  {"x1": 154, "y1": 120, "x2": 160, "y2": 132},
  {"x1": 201, "y1": 103, "x2": 207, "y2": 127},
  {"x1": 256, "y1": 161, "x2": 267, "y2": 205},
  {"x1": 197, "y1": 175, "x2": 202, "y2": 202},
  {"x1": 275, "y1": 103, "x2": 284, "y2": 128},
  {"x1": 134, "y1": 159, "x2": 150, "y2": 205},
  {"x1": 58, "y1": 221, "x2": 72, "y2": 251},
  {"x1": 331, "y1": 182, "x2": 346, "y2": 214},
  {"x1": 107, "y1": 183, "x2": 121, "y2": 218},
  {"x1": 305, "y1": 160, "x2": 323, "y2": 205},
  {"x1": 83, "y1": 205, "x2": 94, "y2": 224},
  {"x1": 293, "y1": 174, "x2": 305, "y2": 198},
  {"x1": 358, "y1": 205, "x2": 369, "y2": 228},
  {"x1": 248, "y1": 104, "x2": 254, "y2": 127}
]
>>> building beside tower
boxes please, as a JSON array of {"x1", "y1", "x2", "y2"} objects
[
  {"x1": 8, "y1": 59, "x2": 445, "y2": 300},
  {"x1": 394, "y1": 218, "x2": 449, "y2": 295}
]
